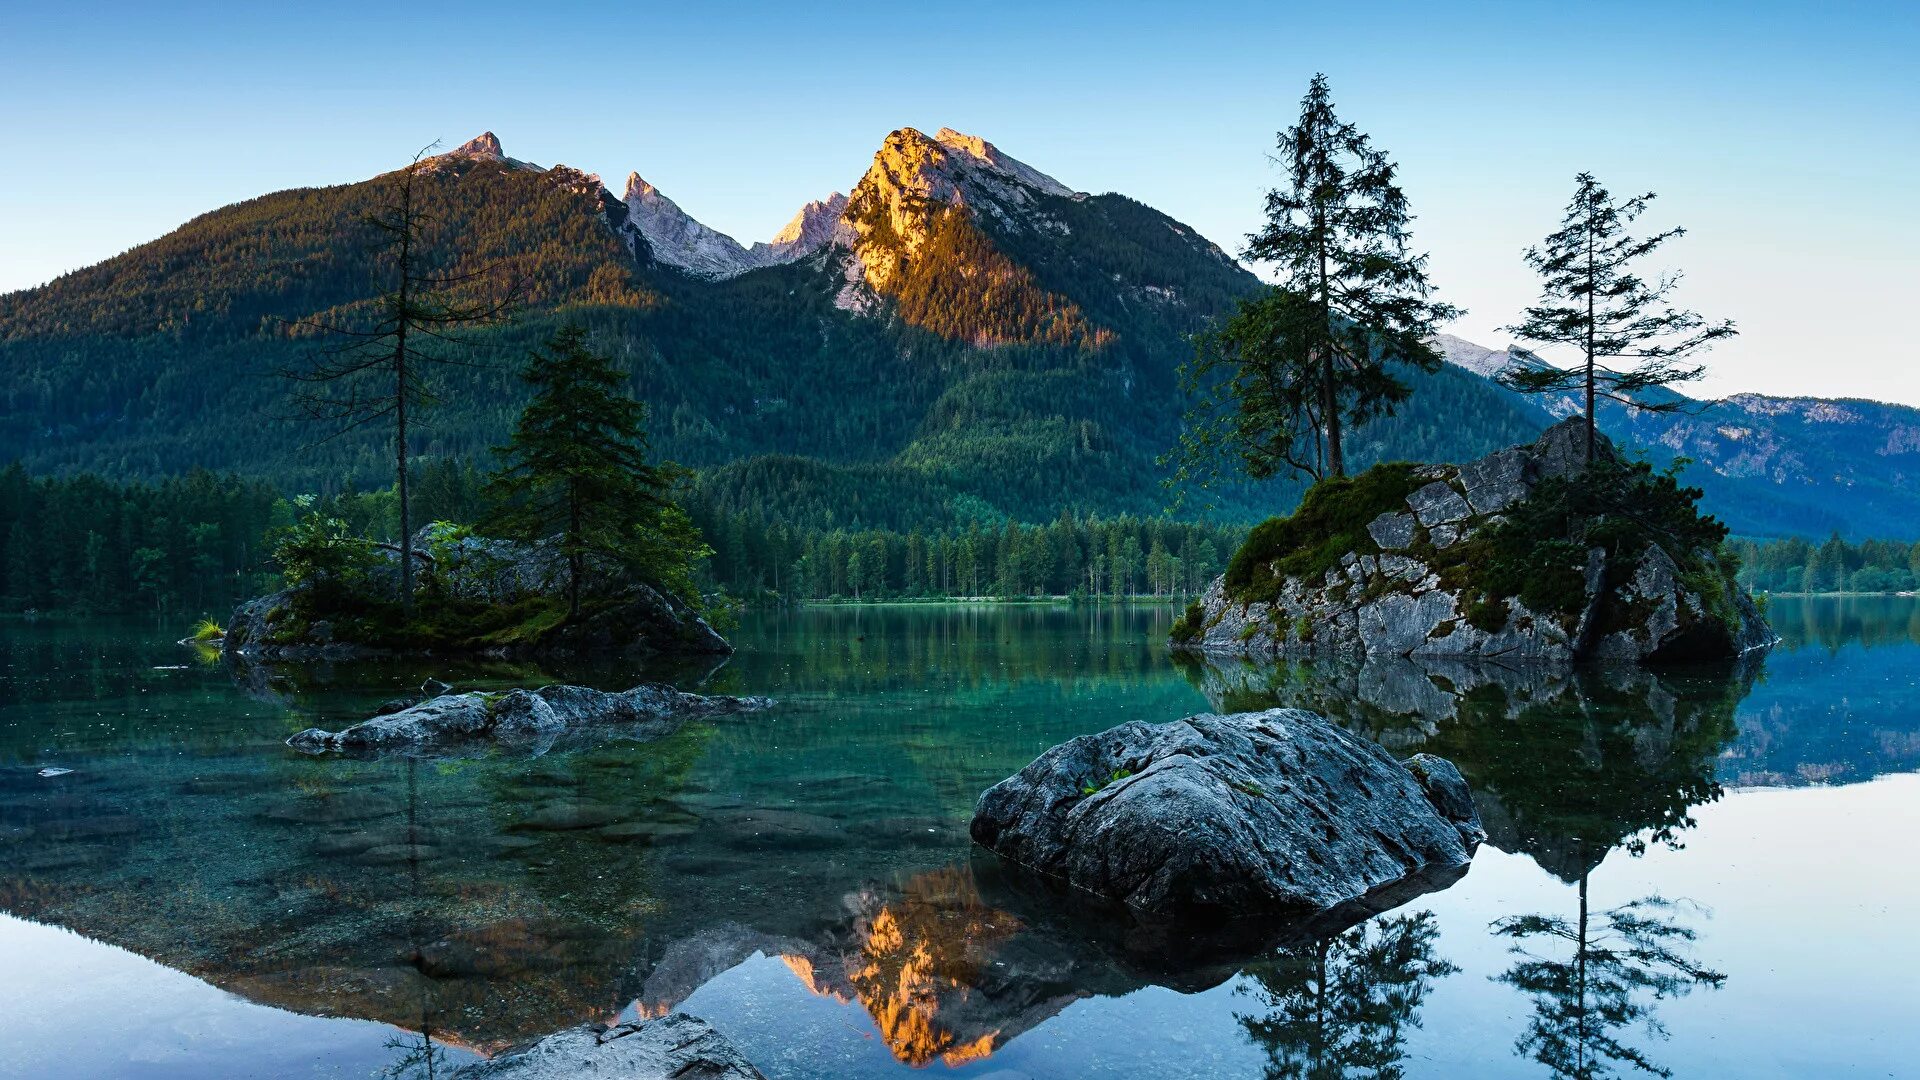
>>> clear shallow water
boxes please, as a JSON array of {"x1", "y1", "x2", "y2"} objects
[{"x1": 0, "y1": 598, "x2": 1916, "y2": 1078}]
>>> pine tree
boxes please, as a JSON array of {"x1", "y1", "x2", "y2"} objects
[
  {"x1": 1237, "y1": 73, "x2": 1458, "y2": 480},
  {"x1": 487, "y1": 326, "x2": 703, "y2": 615},
  {"x1": 1500, "y1": 173, "x2": 1737, "y2": 463},
  {"x1": 282, "y1": 145, "x2": 517, "y2": 609}
]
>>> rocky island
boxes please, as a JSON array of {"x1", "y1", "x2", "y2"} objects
[
  {"x1": 223, "y1": 525, "x2": 730, "y2": 662},
  {"x1": 1172, "y1": 419, "x2": 1773, "y2": 665}
]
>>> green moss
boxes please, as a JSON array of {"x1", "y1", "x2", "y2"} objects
[
  {"x1": 284, "y1": 591, "x2": 582, "y2": 652},
  {"x1": 1224, "y1": 463, "x2": 1426, "y2": 604},
  {"x1": 1168, "y1": 600, "x2": 1208, "y2": 644}
]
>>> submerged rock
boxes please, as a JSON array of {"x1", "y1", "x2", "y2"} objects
[
  {"x1": 1175, "y1": 418, "x2": 1773, "y2": 665},
  {"x1": 286, "y1": 684, "x2": 772, "y2": 755},
  {"x1": 969, "y1": 709, "x2": 1482, "y2": 920},
  {"x1": 451, "y1": 1013, "x2": 763, "y2": 1078}
]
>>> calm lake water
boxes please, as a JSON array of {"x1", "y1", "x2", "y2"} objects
[{"x1": 2, "y1": 597, "x2": 1917, "y2": 1078}]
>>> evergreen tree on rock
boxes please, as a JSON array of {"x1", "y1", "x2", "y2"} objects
[
  {"x1": 1500, "y1": 173, "x2": 1737, "y2": 463},
  {"x1": 487, "y1": 325, "x2": 706, "y2": 616},
  {"x1": 1234, "y1": 74, "x2": 1458, "y2": 481}
]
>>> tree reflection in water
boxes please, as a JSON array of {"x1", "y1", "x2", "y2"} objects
[
  {"x1": 1493, "y1": 894, "x2": 1722, "y2": 1080},
  {"x1": 1179, "y1": 653, "x2": 1746, "y2": 1079},
  {"x1": 1235, "y1": 909, "x2": 1457, "y2": 1080}
]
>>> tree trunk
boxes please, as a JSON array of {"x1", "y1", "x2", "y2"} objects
[
  {"x1": 394, "y1": 169, "x2": 416, "y2": 612},
  {"x1": 566, "y1": 479, "x2": 582, "y2": 618},
  {"x1": 1584, "y1": 203, "x2": 1598, "y2": 466}
]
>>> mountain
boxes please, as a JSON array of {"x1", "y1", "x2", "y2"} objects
[
  {"x1": 0, "y1": 129, "x2": 1908, "y2": 538},
  {"x1": 1428, "y1": 338, "x2": 1920, "y2": 538}
]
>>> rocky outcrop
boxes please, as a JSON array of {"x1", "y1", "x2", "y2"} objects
[
  {"x1": 452, "y1": 1013, "x2": 763, "y2": 1079},
  {"x1": 286, "y1": 683, "x2": 771, "y2": 755},
  {"x1": 969, "y1": 709, "x2": 1482, "y2": 920},
  {"x1": 1177, "y1": 419, "x2": 1774, "y2": 665},
  {"x1": 224, "y1": 526, "x2": 731, "y2": 662}
]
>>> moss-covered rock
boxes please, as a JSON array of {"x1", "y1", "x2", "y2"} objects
[
  {"x1": 225, "y1": 528, "x2": 730, "y2": 662},
  {"x1": 1176, "y1": 419, "x2": 1774, "y2": 666}
]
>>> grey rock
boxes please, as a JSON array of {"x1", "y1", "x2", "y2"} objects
[
  {"x1": 1366, "y1": 511, "x2": 1417, "y2": 550},
  {"x1": 287, "y1": 684, "x2": 772, "y2": 755},
  {"x1": 421, "y1": 678, "x2": 454, "y2": 696},
  {"x1": 969, "y1": 709, "x2": 1482, "y2": 919},
  {"x1": 1174, "y1": 416, "x2": 1772, "y2": 666},
  {"x1": 1407, "y1": 481, "x2": 1474, "y2": 527},
  {"x1": 1457, "y1": 447, "x2": 1534, "y2": 514},
  {"x1": 1532, "y1": 419, "x2": 1617, "y2": 480},
  {"x1": 452, "y1": 1013, "x2": 763, "y2": 1079},
  {"x1": 1358, "y1": 591, "x2": 1457, "y2": 655}
]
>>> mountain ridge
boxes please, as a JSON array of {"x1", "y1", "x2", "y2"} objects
[{"x1": 1, "y1": 128, "x2": 1914, "y2": 539}]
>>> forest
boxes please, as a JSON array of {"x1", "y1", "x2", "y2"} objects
[{"x1": 0, "y1": 464, "x2": 1244, "y2": 617}]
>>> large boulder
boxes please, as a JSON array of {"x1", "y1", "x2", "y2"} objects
[
  {"x1": 451, "y1": 1013, "x2": 763, "y2": 1079},
  {"x1": 1175, "y1": 418, "x2": 1773, "y2": 665},
  {"x1": 286, "y1": 683, "x2": 772, "y2": 754},
  {"x1": 969, "y1": 709, "x2": 1483, "y2": 920}
]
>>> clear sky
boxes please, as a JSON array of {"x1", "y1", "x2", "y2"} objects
[{"x1": 4, "y1": 0, "x2": 1916, "y2": 405}]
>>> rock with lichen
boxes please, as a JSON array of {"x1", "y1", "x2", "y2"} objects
[{"x1": 1171, "y1": 418, "x2": 1773, "y2": 665}]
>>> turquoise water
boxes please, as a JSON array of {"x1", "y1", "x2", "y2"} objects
[{"x1": 1, "y1": 598, "x2": 1917, "y2": 1078}]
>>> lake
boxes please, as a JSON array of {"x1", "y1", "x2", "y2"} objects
[{"x1": 2, "y1": 597, "x2": 1917, "y2": 1078}]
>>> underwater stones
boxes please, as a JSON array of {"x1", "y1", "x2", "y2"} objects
[
  {"x1": 854, "y1": 815, "x2": 970, "y2": 847},
  {"x1": 1366, "y1": 511, "x2": 1417, "y2": 551},
  {"x1": 596, "y1": 820, "x2": 695, "y2": 844},
  {"x1": 264, "y1": 791, "x2": 403, "y2": 824},
  {"x1": 509, "y1": 802, "x2": 627, "y2": 832},
  {"x1": 451, "y1": 1013, "x2": 764, "y2": 1079},
  {"x1": 357, "y1": 842, "x2": 445, "y2": 865},
  {"x1": 286, "y1": 683, "x2": 772, "y2": 754},
  {"x1": 969, "y1": 709, "x2": 1483, "y2": 919},
  {"x1": 712, "y1": 808, "x2": 846, "y2": 851}
]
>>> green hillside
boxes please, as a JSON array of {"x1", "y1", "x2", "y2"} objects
[{"x1": 0, "y1": 142, "x2": 1550, "y2": 532}]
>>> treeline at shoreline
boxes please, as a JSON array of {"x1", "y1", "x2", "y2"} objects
[
  {"x1": 1731, "y1": 535, "x2": 1920, "y2": 595},
  {"x1": 0, "y1": 465, "x2": 1243, "y2": 616},
  {"x1": 6, "y1": 465, "x2": 1918, "y2": 618}
]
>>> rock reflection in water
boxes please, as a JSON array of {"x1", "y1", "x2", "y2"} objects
[{"x1": 725, "y1": 852, "x2": 1472, "y2": 1072}]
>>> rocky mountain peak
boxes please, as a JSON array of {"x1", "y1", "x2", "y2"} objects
[
  {"x1": 621, "y1": 170, "x2": 847, "y2": 280},
  {"x1": 840, "y1": 126, "x2": 1081, "y2": 297},
  {"x1": 452, "y1": 132, "x2": 504, "y2": 158},
  {"x1": 932, "y1": 128, "x2": 1075, "y2": 197}
]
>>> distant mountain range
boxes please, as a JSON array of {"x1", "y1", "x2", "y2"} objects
[{"x1": 1, "y1": 130, "x2": 1914, "y2": 538}]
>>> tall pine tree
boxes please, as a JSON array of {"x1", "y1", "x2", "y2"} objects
[
  {"x1": 487, "y1": 326, "x2": 704, "y2": 615},
  {"x1": 1241, "y1": 73, "x2": 1458, "y2": 479},
  {"x1": 283, "y1": 144, "x2": 517, "y2": 609},
  {"x1": 1500, "y1": 173, "x2": 1737, "y2": 463}
]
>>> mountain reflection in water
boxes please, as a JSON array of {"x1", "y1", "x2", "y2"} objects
[{"x1": 0, "y1": 598, "x2": 1915, "y2": 1078}]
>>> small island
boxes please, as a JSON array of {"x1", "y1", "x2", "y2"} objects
[
  {"x1": 1173, "y1": 419, "x2": 1773, "y2": 665},
  {"x1": 221, "y1": 326, "x2": 732, "y2": 663}
]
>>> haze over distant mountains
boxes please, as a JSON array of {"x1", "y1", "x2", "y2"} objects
[{"x1": 1, "y1": 130, "x2": 1914, "y2": 538}]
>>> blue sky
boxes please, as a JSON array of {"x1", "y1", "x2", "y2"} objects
[{"x1": 4, "y1": 0, "x2": 1916, "y2": 404}]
